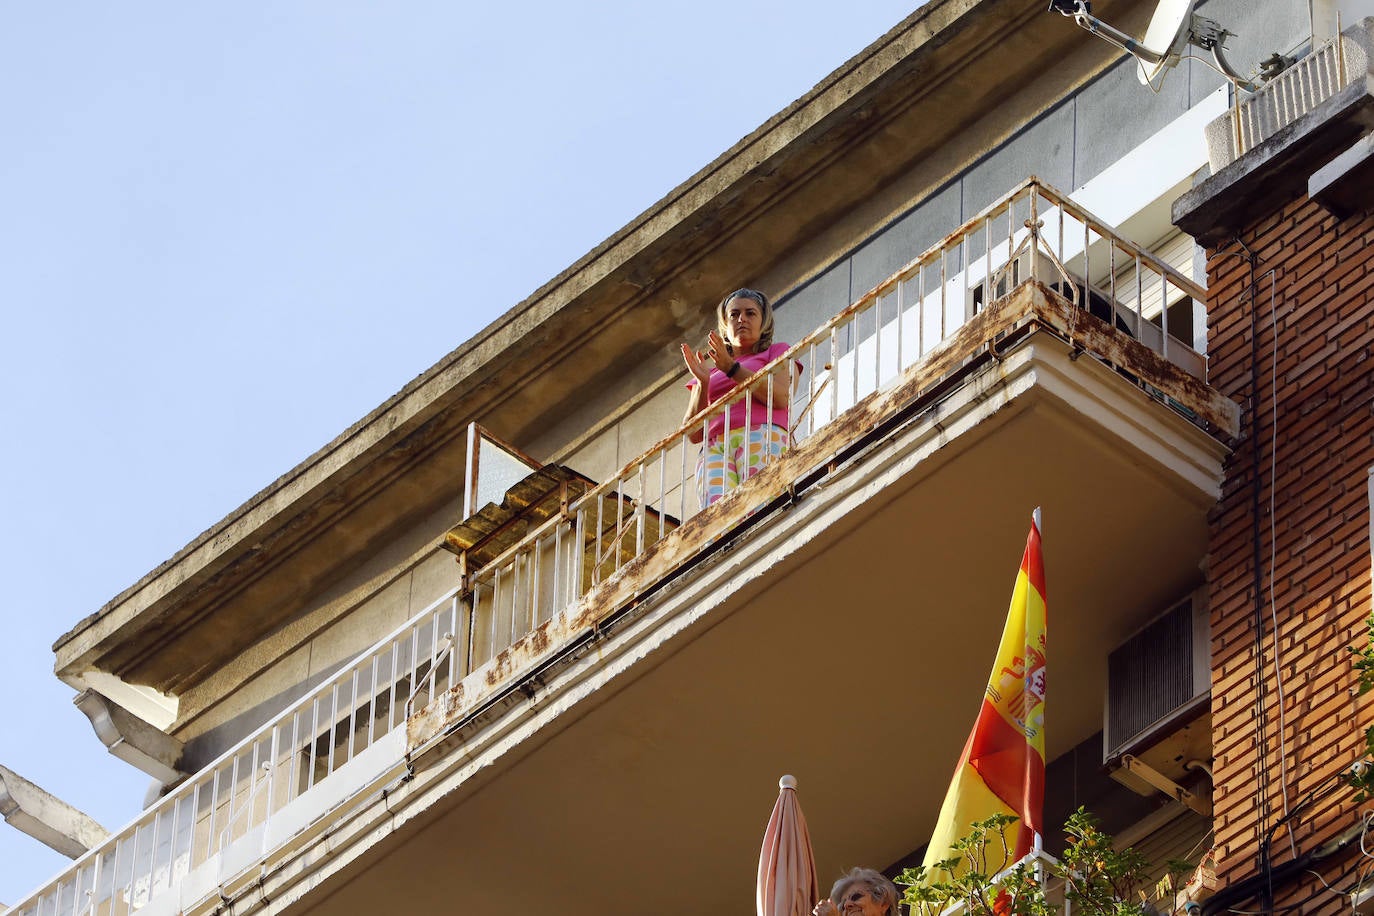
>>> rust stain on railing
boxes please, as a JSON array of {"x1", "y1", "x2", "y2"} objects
[{"x1": 406, "y1": 280, "x2": 1238, "y2": 760}]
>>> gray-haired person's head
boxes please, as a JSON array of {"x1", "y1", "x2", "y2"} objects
[
  {"x1": 829, "y1": 867, "x2": 901, "y2": 916},
  {"x1": 715, "y1": 287, "x2": 775, "y2": 355}
]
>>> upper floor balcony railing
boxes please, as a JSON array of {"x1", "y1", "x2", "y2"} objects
[
  {"x1": 1204, "y1": 19, "x2": 1371, "y2": 171},
  {"x1": 11, "y1": 177, "x2": 1225, "y2": 916},
  {"x1": 1230, "y1": 29, "x2": 1352, "y2": 160}
]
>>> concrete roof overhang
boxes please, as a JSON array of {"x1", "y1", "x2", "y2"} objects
[{"x1": 52, "y1": 0, "x2": 1149, "y2": 709}]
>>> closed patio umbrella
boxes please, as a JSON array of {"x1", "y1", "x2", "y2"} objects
[{"x1": 757, "y1": 775, "x2": 820, "y2": 916}]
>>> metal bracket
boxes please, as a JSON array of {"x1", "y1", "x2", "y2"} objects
[
  {"x1": 456, "y1": 552, "x2": 470, "y2": 597},
  {"x1": 1120, "y1": 754, "x2": 1212, "y2": 816}
]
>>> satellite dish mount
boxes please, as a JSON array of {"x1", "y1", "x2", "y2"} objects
[{"x1": 1047, "y1": 0, "x2": 1259, "y2": 92}]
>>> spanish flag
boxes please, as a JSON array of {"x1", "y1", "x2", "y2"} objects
[{"x1": 921, "y1": 510, "x2": 1047, "y2": 879}]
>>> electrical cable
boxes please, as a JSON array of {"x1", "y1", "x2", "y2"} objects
[
  {"x1": 1260, "y1": 266, "x2": 1299, "y2": 860},
  {"x1": 1237, "y1": 774, "x2": 1362, "y2": 914},
  {"x1": 1359, "y1": 809, "x2": 1374, "y2": 860},
  {"x1": 1227, "y1": 251, "x2": 1329, "y2": 908},
  {"x1": 1201, "y1": 816, "x2": 1366, "y2": 914},
  {"x1": 1138, "y1": 47, "x2": 1208, "y2": 92},
  {"x1": 1219, "y1": 902, "x2": 1309, "y2": 914},
  {"x1": 1264, "y1": 769, "x2": 1351, "y2": 856},
  {"x1": 1331, "y1": 814, "x2": 1374, "y2": 901},
  {"x1": 1181, "y1": 51, "x2": 1260, "y2": 92},
  {"x1": 1236, "y1": 235, "x2": 1278, "y2": 912},
  {"x1": 1140, "y1": 50, "x2": 1261, "y2": 95},
  {"x1": 1307, "y1": 860, "x2": 1359, "y2": 895},
  {"x1": 1307, "y1": 849, "x2": 1370, "y2": 897}
]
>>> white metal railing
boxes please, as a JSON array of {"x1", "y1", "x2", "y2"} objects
[
  {"x1": 13, "y1": 593, "x2": 464, "y2": 916},
  {"x1": 1232, "y1": 34, "x2": 1350, "y2": 158},
  {"x1": 11, "y1": 178, "x2": 1206, "y2": 916},
  {"x1": 463, "y1": 179, "x2": 1208, "y2": 659}
]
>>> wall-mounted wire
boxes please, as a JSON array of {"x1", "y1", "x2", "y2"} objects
[{"x1": 1258, "y1": 265, "x2": 1297, "y2": 860}]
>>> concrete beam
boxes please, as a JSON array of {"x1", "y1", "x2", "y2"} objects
[
  {"x1": 1309, "y1": 130, "x2": 1374, "y2": 216},
  {"x1": 74, "y1": 690, "x2": 185, "y2": 785},
  {"x1": 0, "y1": 766, "x2": 109, "y2": 859}
]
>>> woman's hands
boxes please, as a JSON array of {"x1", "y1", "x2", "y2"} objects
[
  {"x1": 680, "y1": 331, "x2": 734, "y2": 380},
  {"x1": 681, "y1": 329, "x2": 793, "y2": 444},
  {"x1": 680, "y1": 342, "x2": 712, "y2": 386},
  {"x1": 681, "y1": 332, "x2": 736, "y2": 444},
  {"x1": 680, "y1": 340, "x2": 715, "y2": 443},
  {"x1": 704, "y1": 330, "x2": 733, "y2": 372},
  {"x1": 813, "y1": 899, "x2": 840, "y2": 916}
]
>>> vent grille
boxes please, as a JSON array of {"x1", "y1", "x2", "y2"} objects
[{"x1": 1105, "y1": 597, "x2": 1197, "y2": 759}]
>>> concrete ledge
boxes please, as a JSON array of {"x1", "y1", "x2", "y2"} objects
[
  {"x1": 74, "y1": 690, "x2": 186, "y2": 784},
  {"x1": 0, "y1": 766, "x2": 108, "y2": 859},
  {"x1": 1174, "y1": 74, "x2": 1374, "y2": 245},
  {"x1": 1310, "y1": 130, "x2": 1374, "y2": 217}
]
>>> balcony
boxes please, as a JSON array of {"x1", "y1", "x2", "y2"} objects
[{"x1": 13, "y1": 179, "x2": 1236, "y2": 916}]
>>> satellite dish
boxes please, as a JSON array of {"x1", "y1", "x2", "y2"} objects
[
  {"x1": 1137, "y1": 0, "x2": 1198, "y2": 84},
  {"x1": 1046, "y1": 0, "x2": 1257, "y2": 92}
]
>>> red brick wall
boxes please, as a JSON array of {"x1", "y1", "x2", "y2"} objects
[{"x1": 1204, "y1": 194, "x2": 1374, "y2": 913}]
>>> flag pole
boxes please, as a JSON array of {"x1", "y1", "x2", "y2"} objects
[
  {"x1": 1031, "y1": 504, "x2": 1043, "y2": 875},
  {"x1": 1029, "y1": 507, "x2": 1045, "y2": 900}
]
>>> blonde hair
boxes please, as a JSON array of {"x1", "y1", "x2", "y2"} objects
[{"x1": 715, "y1": 288, "x2": 775, "y2": 355}]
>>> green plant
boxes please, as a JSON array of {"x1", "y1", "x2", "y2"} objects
[
  {"x1": 898, "y1": 809, "x2": 1173, "y2": 916},
  {"x1": 1347, "y1": 613, "x2": 1374, "y2": 798},
  {"x1": 1351, "y1": 613, "x2": 1374, "y2": 697},
  {"x1": 1058, "y1": 809, "x2": 1153, "y2": 915},
  {"x1": 899, "y1": 813, "x2": 1052, "y2": 916}
]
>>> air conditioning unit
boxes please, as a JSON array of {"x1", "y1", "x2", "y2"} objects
[{"x1": 1103, "y1": 588, "x2": 1211, "y2": 794}]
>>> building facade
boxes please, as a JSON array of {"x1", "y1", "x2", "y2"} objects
[
  {"x1": 1174, "y1": 27, "x2": 1374, "y2": 910},
  {"x1": 8, "y1": 1, "x2": 1374, "y2": 915}
]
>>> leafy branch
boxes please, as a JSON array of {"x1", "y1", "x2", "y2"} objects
[
  {"x1": 898, "y1": 809, "x2": 1171, "y2": 916},
  {"x1": 1347, "y1": 613, "x2": 1374, "y2": 798},
  {"x1": 899, "y1": 813, "x2": 1051, "y2": 916}
]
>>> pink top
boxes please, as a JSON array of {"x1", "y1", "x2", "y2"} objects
[{"x1": 686, "y1": 342, "x2": 802, "y2": 442}]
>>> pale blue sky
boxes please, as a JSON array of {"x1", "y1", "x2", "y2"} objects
[{"x1": 0, "y1": 1, "x2": 923, "y2": 902}]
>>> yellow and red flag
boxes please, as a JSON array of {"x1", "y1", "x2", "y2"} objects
[{"x1": 921, "y1": 509, "x2": 1047, "y2": 879}]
